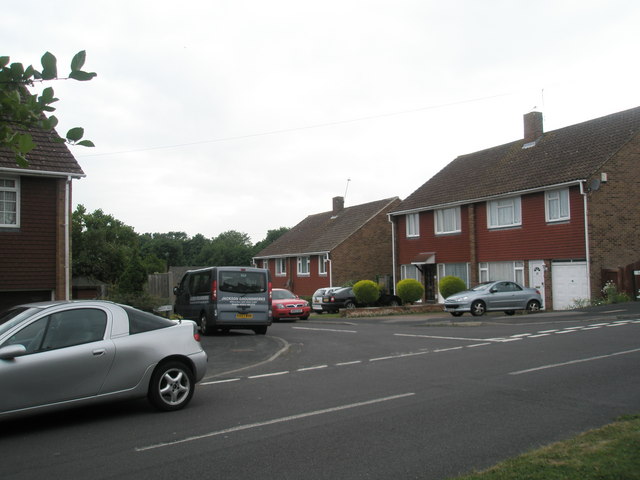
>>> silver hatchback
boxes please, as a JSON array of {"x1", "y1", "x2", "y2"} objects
[
  {"x1": 444, "y1": 281, "x2": 543, "y2": 317},
  {"x1": 0, "y1": 300, "x2": 208, "y2": 419}
]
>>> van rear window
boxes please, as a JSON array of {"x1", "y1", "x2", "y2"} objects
[{"x1": 219, "y1": 271, "x2": 267, "y2": 294}]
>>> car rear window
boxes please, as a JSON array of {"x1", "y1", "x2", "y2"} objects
[
  {"x1": 123, "y1": 306, "x2": 175, "y2": 334},
  {"x1": 219, "y1": 271, "x2": 267, "y2": 293}
]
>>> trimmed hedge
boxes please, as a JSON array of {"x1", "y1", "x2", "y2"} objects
[
  {"x1": 396, "y1": 279, "x2": 425, "y2": 304},
  {"x1": 353, "y1": 280, "x2": 381, "y2": 305},
  {"x1": 438, "y1": 275, "x2": 467, "y2": 299}
]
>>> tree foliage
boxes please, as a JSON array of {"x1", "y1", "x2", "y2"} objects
[
  {"x1": 71, "y1": 206, "x2": 286, "y2": 293},
  {"x1": 396, "y1": 278, "x2": 425, "y2": 304},
  {"x1": 0, "y1": 51, "x2": 96, "y2": 167},
  {"x1": 438, "y1": 275, "x2": 467, "y2": 299},
  {"x1": 353, "y1": 280, "x2": 381, "y2": 305}
]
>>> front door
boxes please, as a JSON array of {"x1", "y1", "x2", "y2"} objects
[
  {"x1": 423, "y1": 264, "x2": 437, "y2": 303},
  {"x1": 529, "y1": 260, "x2": 546, "y2": 310}
]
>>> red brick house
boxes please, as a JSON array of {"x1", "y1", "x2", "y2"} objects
[
  {"x1": 389, "y1": 106, "x2": 640, "y2": 310},
  {"x1": 0, "y1": 128, "x2": 85, "y2": 311},
  {"x1": 253, "y1": 196, "x2": 401, "y2": 296}
]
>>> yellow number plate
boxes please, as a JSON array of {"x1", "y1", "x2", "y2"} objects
[{"x1": 236, "y1": 313, "x2": 254, "y2": 319}]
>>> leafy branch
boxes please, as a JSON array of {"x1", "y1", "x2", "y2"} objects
[{"x1": 0, "y1": 51, "x2": 96, "y2": 167}]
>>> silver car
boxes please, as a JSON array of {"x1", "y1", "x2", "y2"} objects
[
  {"x1": 0, "y1": 300, "x2": 208, "y2": 419},
  {"x1": 443, "y1": 281, "x2": 543, "y2": 317}
]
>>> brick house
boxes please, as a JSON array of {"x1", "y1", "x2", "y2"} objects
[
  {"x1": 389, "y1": 106, "x2": 640, "y2": 310},
  {"x1": 253, "y1": 196, "x2": 401, "y2": 296},
  {"x1": 0, "y1": 128, "x2": 85, "y2": 311}
]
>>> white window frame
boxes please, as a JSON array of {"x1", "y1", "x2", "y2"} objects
[
  {"x1": 435, "y1": 206, "x2": 461, "y2": 235},
  {"x1": 400, "y1": 264, "x2": 421, "y2": 281},
  {"x1": 479, "y1": 261, "x2": 525, "y2": 285},
  {"x1": 297, "y1": 256, "x2": 310, "y2": 276},
  {"x1": 406, "y1": 213, "x2": 420, "y2": 237},
  {"x1": 545, "y1": 188, "x2": 570, "y2": 222},
  {"x1": 0, "y1": 176, "x2": 20, "y2": 228},
  {"x1": 487, "y1": 196, "x2": 521, "y2": 229},
  {"x1": 318, "y1": 254, "x2": 327, "y2": 276},
  {"x1": 276, "y1": 258, "x2": 286, "y2": 276}
]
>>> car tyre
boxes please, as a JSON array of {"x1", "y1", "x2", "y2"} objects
[
  {"x1": 505, "y1": 310, "x2": 515, "y2": 316},
  {"x1": 148, "y1": 360, "x2": 195, "y2": 411},
  {"x1": 300, "y1": 315, "x2": 309, "y2": 320},
  {"x1": 470, "y1": 300, "x2": 486, "y2": 316},
  {"x1": 450, "y1": 311, "x2": 463, "y2": 317},
  {"x1": 254, "y1": 326, "x2": 268, "y2": 335},
  {"x1": 199, "y1": 312, "x2": 211, "y2": 336},
  {"x1": 344, "y1": 300, "x2": 356, "y2": 309},
  {"x1": 526, "y1": 300, "x2": 541, "y2": 313}
]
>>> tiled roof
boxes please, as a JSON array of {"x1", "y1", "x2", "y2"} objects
[
  {"x1": 0, "y1": 125, "x2": 85, "y2": 176},
  {"x1": 256, "y1": 197, "x2": 400, "y2": 257},
  {"x1": 392, "y1": 106, "x2": 640, "y2": 213}
]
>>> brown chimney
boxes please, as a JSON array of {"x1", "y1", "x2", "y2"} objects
[
  {"x1": 332, "y1": 196, "x2": 344, "y2": 214},
  {"x1": 523, "y1": 111, "x2": 544, "y2": 143}
]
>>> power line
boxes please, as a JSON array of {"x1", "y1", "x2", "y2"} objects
[{"x1": 77, "y1": 90, "x2": 518, "y2": 158}]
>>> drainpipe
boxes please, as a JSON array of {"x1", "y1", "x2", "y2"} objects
[
  {"x1": 327, "y1": 255, "x2": 333, "y2": 288},
  {"x1": 580, "y1": 181, "x2": 592, "y2": 299},
  {"x1": 65, "y1": 176, "x2": 71, "y2": 300},
  {"x1": 388, "y1": 214, "x2": 397, "y2": 294}
]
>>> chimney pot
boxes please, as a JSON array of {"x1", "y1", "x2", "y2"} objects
[
  {"x1": 332, "y1": 196, "x2": 344, "y2": 214},
  {"x1": 523, "y1": 111, "x2": 544, "y2": 143}
]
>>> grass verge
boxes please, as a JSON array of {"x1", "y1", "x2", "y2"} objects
[{"x1": 451, "y1": 414, "x2": 640, "y2": 480}]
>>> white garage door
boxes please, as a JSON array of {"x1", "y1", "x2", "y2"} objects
[{"x1": 551, "y1": 261, "x2": 589, "y2": 310}]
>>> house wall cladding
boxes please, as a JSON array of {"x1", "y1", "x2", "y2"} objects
[
  {"x1": 587, "y1": 134, "x2": 640, "y2": 296},
  {"x1": 0, "y1": 176, "x2": 58, "y2": 291}
]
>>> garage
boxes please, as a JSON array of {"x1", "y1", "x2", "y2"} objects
[{"x1": 551, "y1": 261, "x2": 589, "y2": 310}]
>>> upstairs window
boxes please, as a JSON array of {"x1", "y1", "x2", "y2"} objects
[
  {"x1": 545, "y1": 188, "x2": 570, "y2": 222},
  {"x1": 406, "y1": 213, "x2": 420, "y2": 237},
  {"x1": 0, "y1": 177, "x2": 19, "y2": 227},
  {"x1": 297, "y1": 256, "x2": 310, "y2": 276},
  {"x1": 435, "y1": 207, "x2": 461, "y2": 234},
  {"x1": 487, "y1": 197, "x2": 521, "y2": 229}
]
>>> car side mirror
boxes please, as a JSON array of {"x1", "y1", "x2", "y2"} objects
[
  {"x1": 0, "y1": 344, "x2": 27, "y2": 360},
  {"x1": 490, "y1": 288, "x2": 498, "y2": 293}
]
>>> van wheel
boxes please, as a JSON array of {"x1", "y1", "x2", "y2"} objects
[
  {"x1": 253, "y1": 326, "x2": 267, "y2": 335},
  {"x1": 199, "y1": 313, "x2": 211, "y2": 336}
]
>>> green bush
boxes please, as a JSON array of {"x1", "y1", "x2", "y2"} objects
[
  {"x1": 353, "y1": 280, "x2": 381, "y2": 305},
  {"x1": 439, "y1": 275, "x2": 467, "y2": 299},
  {"x1": 396, "y1": 279, "x2": 425, "y2": 304}
]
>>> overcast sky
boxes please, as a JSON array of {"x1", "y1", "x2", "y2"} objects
[{"x1": 5, "y1": 1, "x2": 640, "y2": 242}]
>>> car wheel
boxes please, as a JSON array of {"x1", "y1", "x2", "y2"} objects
[
  {"x1": 344, "y1": 300, "x2": 356, "y2": 309},
  {"x1": 148, "y1": 360, "x2": 195, "y2": 411},
  {"x1": 300, "y1": 315, "x2": 309, "y2": 320},
  {"x1": 505, "y1": 310, "x2": 515, "y2": 316},
  {"x1": 470, "y1": 300, "x2": 486, "y2": 316},
  {"x1": 254, "y1": 326, "x2": 268, "y2": 335},
  {"x1": 526, "y1": 300, "x2": 541, "y2": 313},
  {"x1": 199, "y1": 312, "x2": 211, "y2": 336},
  {"x1": 450, "y1": 311, "x2": 463, "y2": 317},
  {"x1": 388, "y1": 299, "x2": 400, "y2": 307}
]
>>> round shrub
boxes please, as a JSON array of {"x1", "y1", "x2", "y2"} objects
[
  {"x1": 396, "y1": 279, "x2": 425, "y2": 304},
  {"x1": 353, "y1": 280, "x2": 381, "y2": 305},
  {"x1": 438, "y1": 275, "x2": 467, "y2": 299}
]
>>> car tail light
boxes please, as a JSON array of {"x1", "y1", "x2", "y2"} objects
[
  {"x1": 211, "y1": 280, "x2": 217, "y2": 301},
  {"x1": 268, "y1": 281, "x2": 273, "y2": 305},
  {"x1": 192, "y1": 322, "x2": 202, "y2": 342}
]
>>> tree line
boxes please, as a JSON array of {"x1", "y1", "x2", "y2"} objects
[{"x1": 72, "y1": 205, "x2": 289, "y2": 294}]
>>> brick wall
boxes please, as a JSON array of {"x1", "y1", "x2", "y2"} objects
[{"x1": 587, "y1": 132, "x2": 640, "y2": 296}]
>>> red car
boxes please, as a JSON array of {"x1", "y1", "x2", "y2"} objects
[{"x1": 272, "y1": 288, "x2": 310, "y2": 321}]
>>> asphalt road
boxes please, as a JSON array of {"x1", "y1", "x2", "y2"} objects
[{"x1": 2, "y1": 304, "x2": 639, "y2": 479}]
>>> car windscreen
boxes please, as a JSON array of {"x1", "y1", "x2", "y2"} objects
[
  {"x1": 219, "y1": 271, "x2": 267, "y2": 294},
  {"x1": 0, "y1": 307, "x2": 40, "y2": 336},
  {"x1": 273, "y1": 289, "x2": 295, "y2": 300},
  {"x1": 122, "y1": 305, "x2": 175, "y2": 334}
]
